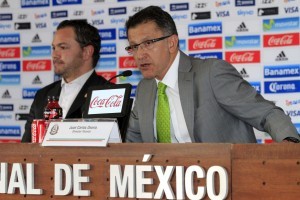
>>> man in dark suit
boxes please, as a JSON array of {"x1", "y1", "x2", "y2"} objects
[
  {"x1": 124, "y1": 6, "x2": 300, "y2": 143},
  {"x1": 21, "y1": 20, "x2": 109, "y2": 142}
]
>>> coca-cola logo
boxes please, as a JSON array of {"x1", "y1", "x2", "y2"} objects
[
  {"x1": 264, "y1": 33, "x2": 299, "y2": 47},
  {"x1": 89, "y1": 95, "x2": 123, "y2": 108},
  {"x1": 0, "y1": 47, "x2": 20, "y2": 58},
  {"x1": 189, "y1": 37, "x2": 222, "y2": 50},
  {"x1": 268, "y1": 35, "x2": 293, "y2": 46},
  {"x1": 230, "y1": 52, "x2": 254, "y2": 62},
  {"x1": 194, "y1": 39, "x2": 216, "y2": 49},
  {"x1": 32, "y1": 123, "x2": 37, "y2": 142},
  {"x1": 23, "y1": 60, "x2": 51, "y2": 71},
  {"x1": 119, "y1": 57, "x2": 137, "y2": 68},
  {"x1": 225, "y1": 51, "x2": 260, "y2": 63}
]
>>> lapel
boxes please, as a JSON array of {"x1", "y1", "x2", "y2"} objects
[
  {"x1": 140, "y1": 80, "x2": 157, "y2": 142},
  {"x1": 48, "y1": 82, "x2": 62, "y2": 98},
  {"x1": 178, "y1": 51, "x2": 195, "y2": 142}
]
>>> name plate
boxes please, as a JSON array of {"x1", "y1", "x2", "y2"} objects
[{"x1": 42, "y1": 118, "x2": 121, "y2": 147}]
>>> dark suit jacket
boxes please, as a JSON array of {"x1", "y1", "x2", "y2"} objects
[
  {"x1": 21, "y1": 71, "x2": 108, "y2": 142},
  {"x1": 126, "y1": 51, "x2": 299, "y2": 143}
]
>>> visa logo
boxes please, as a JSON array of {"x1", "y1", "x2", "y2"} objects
[
  {"x1": 99, "y1": 29, "x2": 116, "y2": 40},
  {"x1": 0, "y1": 126, "x2": 21, "y2": 137},
  {"x1": 35, "y1": 22, "x2": 47, "y2": 28},
  {"x1": 265, "y1": 80, "x2": 300, "y2": 93},
  {"x1": 92, "y1": 19, "x2": 104, "y2": 26},
  {"x1": 118, "y1": 28, "x2": 127, "y2": 39},
  {"x1": 286, "y1": 110, "x2": 300, "y2": 117},
  {"x1": 284, "y1": 7, "x2": 299, "y2": 13},
  {"x1": 216, "y1": 11, "x2": 230, "y2": 17},
  {"x1": 100, "y1": 43, "x2": 116, "y2": 55},
  {"x1": 170, "y1": 3, "x2": 189, "y2": 11},
  {"x1": 22, "y1": 88, "x2": 40, "y2": 99}
]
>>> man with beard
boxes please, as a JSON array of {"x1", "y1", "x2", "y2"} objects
[{"x1": 21, "y1": 20, "x2": 109, "y2": 142}]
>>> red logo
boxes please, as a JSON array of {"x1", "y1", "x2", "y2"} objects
[
  {"x1": 96, "y1": 71, "x2": 117, "y2": 83},
  {"x1": 225, "y1": 51, "x2": 260, "y2": 63},
  {"x1": 119, "y1": 56, "x2": 137, "y2": 68},
  {"x1": 0, "y1": 47, "x2": 20, "y2": 58},
  {"x1": 188, "y1": 37, "x2": 222, "y2": 50},
  {"x1": 23, "y1": 60, "x2": 51, "y2": 71},
  {"x1": 264, "y1": 33, "x2": 299, "y2": 47},
  {"x1": 89, "y1": 95, "x2": 123, "y2": 108}
]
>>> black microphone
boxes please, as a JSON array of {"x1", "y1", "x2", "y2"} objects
[{"x1": 107, "y1": 70, "x2": 132, "y2": 82}]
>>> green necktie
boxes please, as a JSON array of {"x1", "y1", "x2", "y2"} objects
[{"x1": 156, "y1": 82, "x2": 171, "y2": 143}]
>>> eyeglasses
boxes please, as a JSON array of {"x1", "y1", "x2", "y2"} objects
[{"x1": 125, "y1": 35, "x2": 172, "y2": 55}]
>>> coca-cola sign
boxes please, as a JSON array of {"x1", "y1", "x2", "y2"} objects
[
  {"x1": 119, "y1": 56, "x2": 137, "y2": 68},
  {"x1": 22, "y1": 60, "x2": 51, "y2": 71},
  {"x1": 225, "y1": 51, "x2": 260, "y2": 63},
  {"x1": 90, "y1": 95, "x2": 123, "y2": 109},
  {"x1": 0, "y1": 47, "x2": 20, "y2": 58},
  {"x1": 188, "y1": 37, "x2": 222, "y2": 50},
  {"x1": 87, "y1": 89, "x2": 125, "y2": 115},
  {"x1": 264, "y1": 33, "x2": 299, "y2": 47}
]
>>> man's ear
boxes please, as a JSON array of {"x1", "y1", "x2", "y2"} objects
[
  {"x1": 83, "y1": 45, "x2": 94, "y2": 60},
  {"x1": 168, "y1": 35, "x2": 179, "y2": 53}
]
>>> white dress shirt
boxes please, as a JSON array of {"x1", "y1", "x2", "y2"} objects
[
  {"x1": 59, "y1": 70, "x2": 94, "y2": 118},
  {"x1": 154, "y1": 51, "x2": 192, "y2": 143}
]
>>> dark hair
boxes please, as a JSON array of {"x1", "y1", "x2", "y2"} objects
[
  {"x1": 57, "y1": 20, "x2": 100, "y2": 68},
  {"x1": 125, "y1": 6, "x2": 178, "y2": 36}
]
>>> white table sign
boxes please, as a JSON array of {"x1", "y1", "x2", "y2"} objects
[{"x1": 42, "y1": 118, "x2": 121, "y2": 147}]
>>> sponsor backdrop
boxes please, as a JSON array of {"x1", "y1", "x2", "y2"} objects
[{"x1": 0, "y1": 0, "x2": 299, "y2": 143}]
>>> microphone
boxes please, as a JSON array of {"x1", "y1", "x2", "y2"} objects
[{"x1": 107, "y1": 70, "x2": 132, "y2": 82}]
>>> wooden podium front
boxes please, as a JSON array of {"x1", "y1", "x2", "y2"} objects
[{"x1": 0, "y1": 143, "x2": 299, "y2": 199}]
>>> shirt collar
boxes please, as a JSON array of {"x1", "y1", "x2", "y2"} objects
[
  {"x1": 61, "y1": 69, "x2": 94, "y2": 87},
  {"x1": 155, "y1": 50, "x2": 180, "y2": 92}
]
